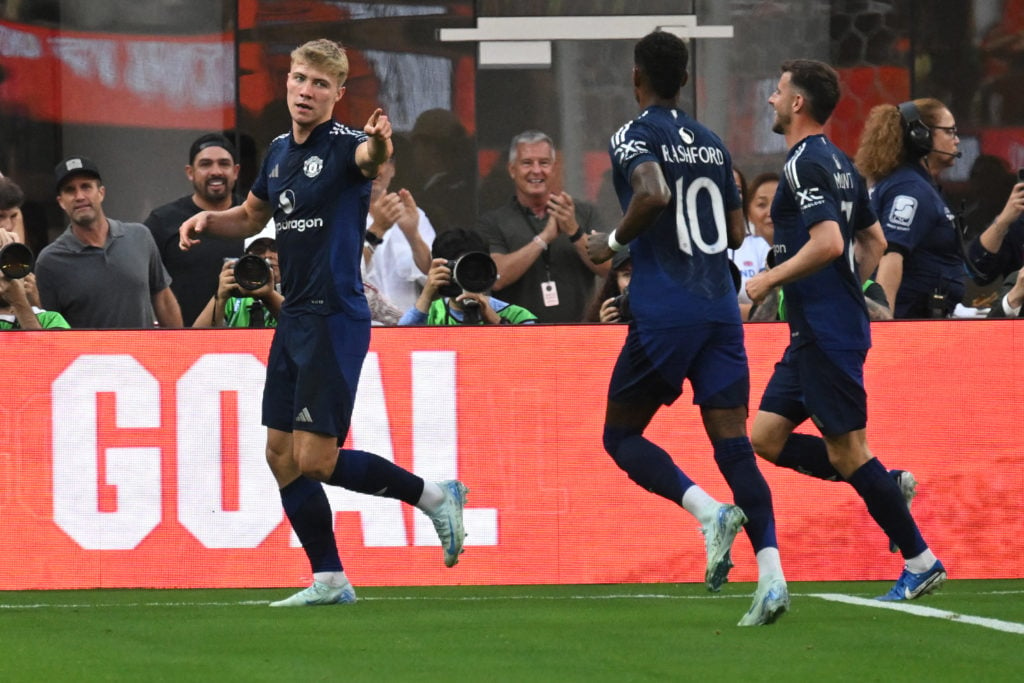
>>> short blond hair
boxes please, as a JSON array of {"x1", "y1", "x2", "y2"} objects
[{"x1": 291, "y1": 39, "x2": 349, "y2": 86}]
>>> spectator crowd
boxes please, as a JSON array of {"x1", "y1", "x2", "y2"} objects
[{"x1": 2, "y1": 96, "x2": 1023, "y2": 331}]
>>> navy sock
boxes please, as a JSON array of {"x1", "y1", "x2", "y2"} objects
[
  {"x1": 328, "y1": 448, "x2": 425, "y2": 506},
  {"x1": 279, "y1": 476, "x2": 342, "y2": 573},
  {"x1": 776, "y1": 433, "x2": 842, "y2": 481},
  {"x1": 847, "y1": 457, "x2": 927, "y2": 558},
  {"x1": 603, "y1": 425, "x2": 694, "y2": 505},
  {"x1": 714, "y1": 436, "x2": 778, "y2": 553}
]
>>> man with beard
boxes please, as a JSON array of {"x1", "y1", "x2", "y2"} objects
[
  {"x1": 145, "y1": 133, "x2": 247, "y2": 325},
  {"x1": 37, "y1": 157, "x2": 183, "y2": 329}
]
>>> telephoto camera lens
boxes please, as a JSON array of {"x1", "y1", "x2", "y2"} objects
[
  {"x1": 233, "y1": 254, "x2": 271, "y2": 291},
  {"x1": 440, "y1": 251, "x2": 498, "y2": 297},
  {"x1": 0, "y1": 242, "x2": 34, "y2": 279}
]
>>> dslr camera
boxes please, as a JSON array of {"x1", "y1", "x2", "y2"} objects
[
  {"x1": 225, "y1": 254, "x2": 272, "y2": 293},
  {"x1": 0, "y1": 242, "x2": 33, "y2": 279},
  {"x1": 438, "y1": 251, "x2": 498, "y2": 298},
  {"x1": 610, "y1": 287, "x2": 632, "y2": 323}
]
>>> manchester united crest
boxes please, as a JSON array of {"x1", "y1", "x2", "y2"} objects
[{"x1": 303, "y1": 155, "x2": 324, "y2": 178}]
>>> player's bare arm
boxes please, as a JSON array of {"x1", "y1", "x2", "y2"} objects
[
  {"x1": 726, "y1": 207, "x2": 747, "y2": 250},
  {"x1": 874, "y1": 251, "x2": 905, "y2": 317},
  {"x1": 588, "y1": 161, "x2": 670, "y2": 264},
  {"x1": 357, "y1": 108, "x2": 393, "y2": 178},
  {"x1": 179, "y1": 193, "x2": 272, "y2": 251},
  {"x1": 853, "y1": 220, "x2": 886, "y2": 282},
  {"x1": 745, "y1": 220, "x2": 844, "y2": 302}
]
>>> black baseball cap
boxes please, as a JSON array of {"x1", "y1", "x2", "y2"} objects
[
  {"x1": 54, "y1": 156, "x2": 102, "y2": 191},
  {"x1": 611, "y1": 246, "x2": 632, "y2": 270},
  {"x1": 189, "y1": 133, "x2": 238, "y2": 165}
]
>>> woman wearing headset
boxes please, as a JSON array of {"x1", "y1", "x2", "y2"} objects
[{"x1": 854, "y1": 98, "x2": 964, "y2": 318}]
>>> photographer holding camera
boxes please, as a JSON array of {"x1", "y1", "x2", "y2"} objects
[
  {"x1": 0, "y1": 178, "x2": 68, "y2": 329},
  {"x1": 583, "y1": 248, "x2": 632, "y2": 323},
  {"x1": 193, "y1": 237, "x2": 282, "y2": 328},
  {"x1": 399, "y1": 228, "x2": 537, "y2": 325},
  {"x1": 0, "y1": 269, "x2": 69, "y2": 330}
]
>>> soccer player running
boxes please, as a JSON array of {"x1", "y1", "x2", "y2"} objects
[
  {"x1": 179, "y1": 39, "x2": 468, "y2": 606},
  {"x1": 745, "y1": 60, "x2": 946, "y2": 601},
  {"x1": 588, "y1": 31, "x2": 788, "y2": 626}
]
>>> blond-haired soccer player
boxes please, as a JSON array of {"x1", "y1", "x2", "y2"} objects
[{"x1": 180, "y1": 39, "x2": 468, "y2": 606}]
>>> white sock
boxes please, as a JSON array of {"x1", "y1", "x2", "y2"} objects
[
  {"x1": 905, "y1": 548, "x2": 938, "y2": 574},
  {"x1": 755, "y1": 547, "x2": 785, "y2": 586},
  {"x1": 681, "y1": 485, "x2": 719, "y2": 526},
  {"x1": 417, "y1": 480, "x2": 446, "y2": 513},
  {"x1": 313, "y1": 570, "x2": 349, "y2": 588}
]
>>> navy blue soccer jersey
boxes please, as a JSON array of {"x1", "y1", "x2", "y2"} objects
[
  {"x1": 771, "y1": 134, "x2": 876, "y2": 351},
  {"x1": 251, "y1": 119, "x2": 371, "y2": 319},
  {"x1": 608, "y1": 106, "x2": 742, "y2": 329},
  {"x1": 870, "y1": 163, "x2": 964, "y2": 316}
]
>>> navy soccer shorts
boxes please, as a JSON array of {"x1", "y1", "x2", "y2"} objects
[
  {"x1": 758, "y1": 342, "x2": 868, "y2": 436},
  {"x1": 608, "y1": 321, "x2": 750, "y2": 409},
  {"x1": 262, "y1": 310, "x2": 371, "y2": 439}
]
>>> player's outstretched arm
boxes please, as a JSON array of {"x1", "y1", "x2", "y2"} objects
[
  {"x1": 357, "y1": 108, "x2": 393, "y2": 178},
  {"x1": 179, "y1": 193, "x2": 272, "y2": 251}
]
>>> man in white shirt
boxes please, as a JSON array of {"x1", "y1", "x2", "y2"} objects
[{"x1": 361, "y1": 155, "x2": 435, "y2": 313}]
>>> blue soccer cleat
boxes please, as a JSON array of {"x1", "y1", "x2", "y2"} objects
[{"x1": 876, "y1": 560, "x2": 946, "y2": 601}]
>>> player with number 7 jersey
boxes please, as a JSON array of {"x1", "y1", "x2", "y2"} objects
[{"x1": 770, "y1": 136, "x2": 875, "y2": 351}]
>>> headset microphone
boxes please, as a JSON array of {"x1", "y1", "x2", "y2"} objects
[{"x1": 931, "y1": 149, "x2": 963, "y2": 159}]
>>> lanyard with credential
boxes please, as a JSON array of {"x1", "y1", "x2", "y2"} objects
[{"x1": 521, "y1": 208, "x2": 553, "y2": 281}]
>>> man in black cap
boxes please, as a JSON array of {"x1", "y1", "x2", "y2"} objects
[
  {"x1": 144, "y1": 133, "x2": 247, "y2": 325},
  {"x1": 35, "y1": 156, "x2": 183, "y2": 328}
]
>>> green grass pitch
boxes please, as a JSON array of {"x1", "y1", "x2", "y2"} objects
[{"x1": 2, "y1": 580, "x2": 1021, "y2": 682}]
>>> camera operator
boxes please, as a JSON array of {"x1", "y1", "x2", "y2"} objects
[
  {"x1": 583, "y1": 248, "x2": 632, "y2": 323},
  {"x1": 398, "y1": 228, "x2": 537, "y2": 325},
  {"x1": 193, "y1": 237, "x2": 282, "y2": 328},
  {"x1": 0, "y1": 269, "x2": 69, "y2": 330},
  {"x1": 0, "y1": 179, "x2": 68, "y2": 330}
]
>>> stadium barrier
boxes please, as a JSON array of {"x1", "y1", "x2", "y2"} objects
[{"x1": 1, "y1": 322, "x2": 1020, "y2": 589}]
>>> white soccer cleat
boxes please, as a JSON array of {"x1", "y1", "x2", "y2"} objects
[
  {"x1": 738, "y1": 578, "x2": 790, "y2": 626},
  {"x1": 269, "y1": 579, "x2": 357, "y2": 607},
  {"x1": 427, "y1": 480, "x2": 469, "y2": 567},
  {"x1": 702, "y1": 503, "x2": 748, "y2": 592}
]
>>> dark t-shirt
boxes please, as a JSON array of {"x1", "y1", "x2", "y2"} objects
[
  {"x1": 144, "y1": 195, "x2": 244, "y2": 326},
  {"x1": 476, "y1": 198, "x2": 600, "y2": 323}
]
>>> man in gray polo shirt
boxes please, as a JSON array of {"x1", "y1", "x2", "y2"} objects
[{"x1": 35, "y1": 157, "x2": 183, "y2": 329}]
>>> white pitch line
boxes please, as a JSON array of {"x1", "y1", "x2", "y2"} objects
[{"x1": 810, "y1": 593, "x2": 1024, "y2": 635}]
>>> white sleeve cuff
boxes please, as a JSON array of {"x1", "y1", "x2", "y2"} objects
[{"x1": 1002, "y1": 294, "x2": 1022, "y2": 318}]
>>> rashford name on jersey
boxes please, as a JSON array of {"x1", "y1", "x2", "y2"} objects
[{"x1": 660, "y1": 143, "x2": 727, "y2": 166}]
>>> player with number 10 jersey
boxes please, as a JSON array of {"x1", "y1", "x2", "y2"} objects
[{"x1": 609, "y1": 107, "x2": 743, "y2": 330}]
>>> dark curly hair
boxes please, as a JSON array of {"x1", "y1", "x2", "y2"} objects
[{"x1": 635, "y1": 31, "x2": 688, "y2": 100}]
